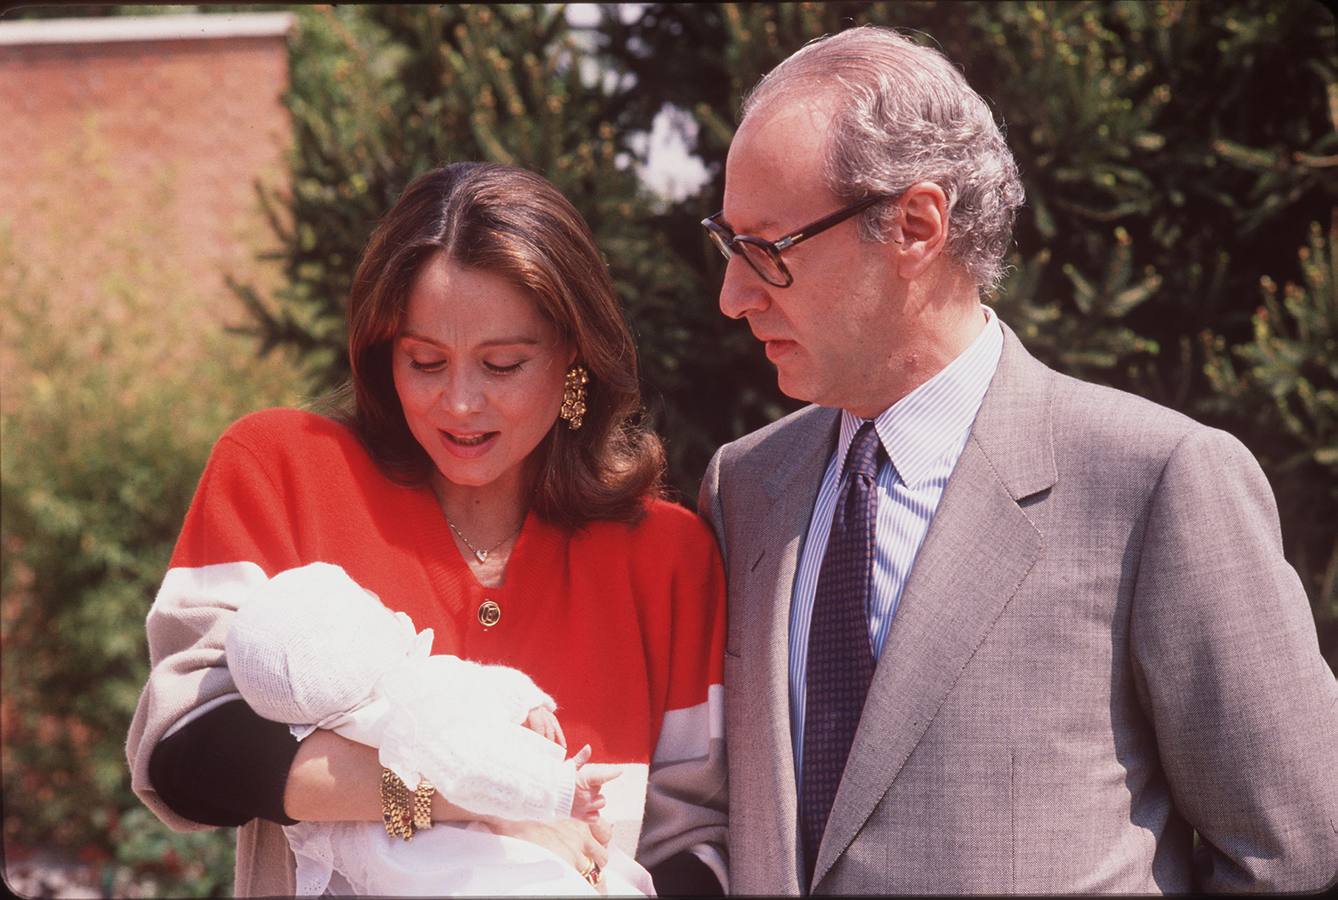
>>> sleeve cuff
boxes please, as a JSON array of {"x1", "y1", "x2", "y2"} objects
[
  {"x1": 648, "y1": 848, "x2": 724, "y2": 896},
  {"x1": 148, "y1": 698, "x2": 300, "y2": 827}
]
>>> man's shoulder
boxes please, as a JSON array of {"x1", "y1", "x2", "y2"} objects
[
  {"x1": 1035, "y1": 365, "x2": 1260, "y2": 488},
  {"x1": 999, "y1": 329, "x2": 1200, "y2": 451},
  {"x1": 1047, "y1": 370, "x2": 1217, "y2": 456},
  {"x1": 715, "y1": 403, "x2": 836, "y2": 470}
]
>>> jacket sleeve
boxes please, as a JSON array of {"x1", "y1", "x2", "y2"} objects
[
  {"x1": 126, "y1": 427, "x2": 305, "y2": 831},
  {"x1": 1129, "y1": 427, "x2": 1338, "y2": 892},
  {"x1": 636, "y1": 512, "x2": 729, "y2": 894}
]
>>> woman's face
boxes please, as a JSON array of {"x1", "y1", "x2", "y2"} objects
[{"x1": 392, "y1": 251, "x2": 573, "y2": 494}]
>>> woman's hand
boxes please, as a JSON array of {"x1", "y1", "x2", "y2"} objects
[{"x1": 487, "y1": 816, "x2": 611, "y2": 874}]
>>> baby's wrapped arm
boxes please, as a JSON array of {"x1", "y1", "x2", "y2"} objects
[
  {"x1": 389, "y1": 654, "x2": 556, "y2": 728},
  {"x1": 377, "y1": 655, "x2": 578, "y2": 822}
]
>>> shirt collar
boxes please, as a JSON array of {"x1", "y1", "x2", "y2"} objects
[{"x1": 835, "y1": 305, "x2": 1004, "y2": 488}]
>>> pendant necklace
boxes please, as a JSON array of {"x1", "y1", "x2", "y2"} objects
[{"x1": 445, "y1": 515, "x2": 524, "y2": 564}]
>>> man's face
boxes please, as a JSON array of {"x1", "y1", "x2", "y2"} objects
[{"x1": 719, "y1": 97, "x2": 901, "y2": 414}]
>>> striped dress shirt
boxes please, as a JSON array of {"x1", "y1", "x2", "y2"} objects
[{"x1": 788, "y1": 306, "x2": 1004, "y2": 781}]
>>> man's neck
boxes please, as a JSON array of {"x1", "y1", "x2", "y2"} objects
[{"x1": 844, "y1": 300, "x2": 989, "y2": 419}]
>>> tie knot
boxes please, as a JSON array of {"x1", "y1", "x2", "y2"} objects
[{"x1": 843, "y1": 421, "x2": 884, "y2": 481}]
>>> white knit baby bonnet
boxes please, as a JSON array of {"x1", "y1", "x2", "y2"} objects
[{"x1": 225, "y1": 561, "x2": 421, "y2": 726}]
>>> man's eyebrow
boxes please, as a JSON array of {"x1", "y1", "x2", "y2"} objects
[{"x1": 720, "y1": 213, "x2": 780, "y2": 234}]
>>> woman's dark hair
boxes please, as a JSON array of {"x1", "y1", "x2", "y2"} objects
[{"x1": 339, "y1": 162, "x2": 664, "y2": 527}]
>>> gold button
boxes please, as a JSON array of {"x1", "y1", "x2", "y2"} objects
[{"x1": 477, "y1": 599, "x2": 501, "y2": 628}]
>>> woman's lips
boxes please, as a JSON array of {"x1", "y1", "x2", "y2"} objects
[{"x1": 439, "y1": 430, "x2": 499, "y2": 459}]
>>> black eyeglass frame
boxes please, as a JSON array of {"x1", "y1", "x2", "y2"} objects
[{"x1": 701, "y1": 193, "x2": 896, "y2": 288}]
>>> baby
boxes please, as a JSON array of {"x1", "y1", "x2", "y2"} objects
[{"x1": 224, "y1": 561, "x2": 651, "y2": 896}]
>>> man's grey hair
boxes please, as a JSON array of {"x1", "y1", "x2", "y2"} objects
[{"x1": 741, "y1": 25, "x2": 1025, "y2": 291}]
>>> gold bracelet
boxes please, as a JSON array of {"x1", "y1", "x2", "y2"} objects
[
  {"x1": 411, "y1": 778, "x2": 435, "y2": 831},
  {"x1": 380, "y1": 767, "x2": 414, "y2": 841}
]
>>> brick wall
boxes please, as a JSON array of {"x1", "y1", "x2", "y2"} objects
[{"x1": 0, "y1": 14, "x2": 294, "y2": 339}]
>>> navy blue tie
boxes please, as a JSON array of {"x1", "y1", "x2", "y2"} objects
[{"x1": 800, "y1": 421, "x2": 884, "y2": 884}]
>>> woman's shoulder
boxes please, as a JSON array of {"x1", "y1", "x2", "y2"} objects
[
  {"x1": 584, "y1": 497, "x2": 720, "y2": 563},
  {"x1": 217, "y1": 407, "x2": 360, "y2": 460},
  {"x1": 209, "y1": 407, "x2": 386, "y2": 492},
  {"x1": 639, "y1": 496, "x2": 713, "y2": 535}
]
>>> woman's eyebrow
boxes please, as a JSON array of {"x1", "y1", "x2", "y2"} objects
[
  {"x1": 477, "y1": 337, "x2": 543, "y2": 348},
  {"x1": 398, "y1": 331, "x2": 544, "y2": 348}
]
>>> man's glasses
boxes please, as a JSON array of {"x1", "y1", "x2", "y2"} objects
[{"x1": 701, "y1": 193, "x2": 895, "y2": 288}]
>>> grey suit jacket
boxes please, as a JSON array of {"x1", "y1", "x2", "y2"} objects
[{"x1": 699, "y1": 325, "x2": 1338, "y2": 894}]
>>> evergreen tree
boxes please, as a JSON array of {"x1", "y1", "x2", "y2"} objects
[{"x1": 1203, "y1": 215, "x2": 1338, "y2": 662}]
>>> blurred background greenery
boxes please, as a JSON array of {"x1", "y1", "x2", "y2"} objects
[{"x1": 2, "y1": 2, "x2": 1335, "y2": 895}]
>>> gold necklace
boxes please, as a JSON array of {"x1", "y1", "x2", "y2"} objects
[{"x1": 444, "y1": 515, "x2": 524, "y2": 563}]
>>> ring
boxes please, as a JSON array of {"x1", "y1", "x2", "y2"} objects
[{"x1": 583, "y1": 862, "x2": 602, "y2": 886}]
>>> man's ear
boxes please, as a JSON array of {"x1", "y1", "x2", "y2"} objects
[{"x1": 891, "y1": 182, "x2": 950, "y2": 280}]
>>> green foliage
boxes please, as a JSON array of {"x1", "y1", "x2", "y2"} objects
[
  {"x1": 976, "y1": 1, "x2": 1334, "y2": 403},
  {"x1": 108, "y1": 808, "x2": 235, "y2": 897},
  {"x1": 1, "y1": 4, "x2": 289, "y2": 21},
  {"x1": 1202, "y1": 217, "x2": 1338, "y2": 663},
  {"x1": 0, "y1": 236, "x2": 297, "y2": 893}
]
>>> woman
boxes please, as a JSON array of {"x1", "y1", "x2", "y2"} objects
[{"x1": 125, "y1": 162, "x2": 727, "y2": 896}]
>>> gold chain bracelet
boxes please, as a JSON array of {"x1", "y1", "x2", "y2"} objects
[
  {"x1": 380, "y1": 768, "x2": 414, "y2": 841},
  {"x1": 381, "y1": 768, "x2": 435, "y2": 841},
  {"x1": 412, "y1": 778, "x2": 435, "y2": 831}
]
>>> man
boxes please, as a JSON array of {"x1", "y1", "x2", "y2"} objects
[{"x1": 698, "y1": 25, "x2": 1338, "y2": 895}]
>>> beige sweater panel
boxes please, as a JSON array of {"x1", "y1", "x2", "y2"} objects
[{"x1": 125, "y1": 562, "x2": 294, "y2": 896}]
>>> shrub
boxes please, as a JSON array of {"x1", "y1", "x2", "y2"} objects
[{"x1": 0, "y1": 233, "x2": 301, "y2": 894}]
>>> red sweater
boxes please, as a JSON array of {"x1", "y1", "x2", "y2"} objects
[{"x1": 161, "y1": 407, "x2": 727, "y2": 871}]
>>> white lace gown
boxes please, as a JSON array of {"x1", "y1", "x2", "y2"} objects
[
  {"x1": 224, "y1": 562, "x2": 655, "y2": 897},
  {"x1": 285, "y1": 820, "x2": 653, "y2": 897}
]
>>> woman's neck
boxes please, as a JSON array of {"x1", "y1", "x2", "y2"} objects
[{"x1": 431, "y1": 469, "x2": 530, "y2": 545}]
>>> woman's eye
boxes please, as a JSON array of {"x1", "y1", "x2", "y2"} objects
[
  {"x1": 484, "y1": 360, "x2": 525, "y2": 375},
  {"x1": 409, "y1": 359, "x2": 446, "y2": 373}
]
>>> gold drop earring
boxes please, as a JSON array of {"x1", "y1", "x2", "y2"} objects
[{"x1": 560, "y1": 365, "x2": 589, "y2": 430}]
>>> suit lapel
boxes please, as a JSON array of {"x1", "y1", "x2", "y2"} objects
[
  {"x1": 813, "y1": 326, "x2": 1058, "y2": 887},
  {"x1": 734, "y1": 406, "x2": 839, "y2": 890}
]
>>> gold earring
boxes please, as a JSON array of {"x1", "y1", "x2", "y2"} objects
[{"x1": 560, "y1": 365, "x2": 589, "y2": 430}]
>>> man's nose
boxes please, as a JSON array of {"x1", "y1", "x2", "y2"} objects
[{"x1": 718, "y1": 258, "x2": 769, "y2": 320}]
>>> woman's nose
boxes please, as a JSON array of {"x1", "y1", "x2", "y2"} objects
[{"x1": 440, "y1": 370, "x2": 484, "y2": 415}]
